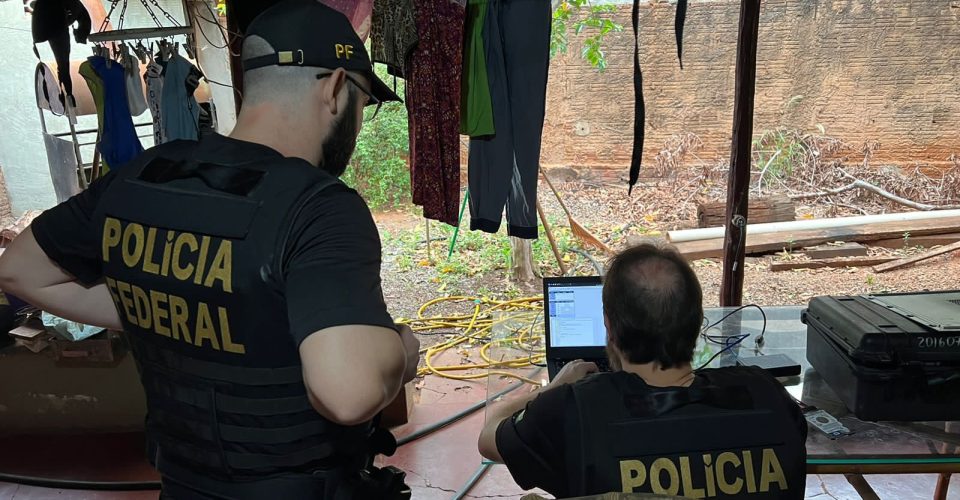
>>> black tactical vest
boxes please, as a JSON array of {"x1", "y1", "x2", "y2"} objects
[
  {"x1": 568, "y1": 369, "x2": 805, "y2": 499},
  {"x1": 92, "y1": 140, "x2": 375, "y2": 485}
]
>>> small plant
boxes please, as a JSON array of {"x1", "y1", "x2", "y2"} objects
[
  {"x1": 753, "y1": 128, "x2": 812, "y2": 188},
  {"x1": 865, "y1": 275, "x2": 877, "y2": 286},
  {"x1": 902, "y1": 231, "x2": 911, "y2": 248}
]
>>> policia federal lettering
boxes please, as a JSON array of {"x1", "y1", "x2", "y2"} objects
[
  {"x1": 83, "y1": 143, "x2": 408, "y2": 498},
  {"x1": 618, "y1": 448, "x2": 788, "y2": 497},
  {"x1": 567, "y1": 370, "x2": 805, "y2": 499},
  {"x1": 101, "y1": 218, "x2": 244, "y2": 354}
]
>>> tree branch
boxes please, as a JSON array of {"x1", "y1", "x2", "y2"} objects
[{"x1": 789, "y1": 179, "x2": 960, "y2": 211}]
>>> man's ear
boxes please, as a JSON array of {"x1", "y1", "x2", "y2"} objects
[
  {"x1": 604, "y1": 313, "x2": 612, "y2": 342},
  {"x1": 319, "y1": 67, "x2": 348, "y2": 115}
]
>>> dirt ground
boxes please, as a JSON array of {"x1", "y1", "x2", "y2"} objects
[{"x1": 375, "y1": 172, "x2": 960, "y2": 323}]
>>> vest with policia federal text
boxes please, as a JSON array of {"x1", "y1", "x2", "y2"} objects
[
  {"x1": 92, "y1": 140, "x2": 377, "y2": 485},
  {"x1": 568, "y1": 369, "x2": 805, "y2": 499}
]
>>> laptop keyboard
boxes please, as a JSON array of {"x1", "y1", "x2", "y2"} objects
[{"x1": 552, "y1": 358, "x2": 611, "y2": 373}]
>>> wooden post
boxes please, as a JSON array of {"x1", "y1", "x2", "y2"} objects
[
  {"x1": 224, "y1": 0, "x2": 245, "y2": 112},
  {"x1": 425, "y1": 219, "x2": 432, "y2": 263},
  {"x1": 537, "y1": 201, "x2": 568, "y2": 276},
  {"x1": 720, "y1": 0, "x2": 762, "y2": 307}
]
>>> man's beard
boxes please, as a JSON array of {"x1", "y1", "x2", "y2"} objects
[
  {"x1": 606, "y1": 343, "x2": 623, "y2": 372},
  {"x1": 318, "y1": 92, "x2": 359, "y2": 178}
]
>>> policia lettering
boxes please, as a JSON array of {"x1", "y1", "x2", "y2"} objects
[
  {"x1": 619, "y1": 449, "x2": 788, "y2": 497},
  {"x1": 102, "y1": 217, "x2": 245, "y2": 354}
]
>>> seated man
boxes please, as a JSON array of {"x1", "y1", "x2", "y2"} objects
[{"x1": 479, "y1": 242, "x2": 807, "y2": 499}]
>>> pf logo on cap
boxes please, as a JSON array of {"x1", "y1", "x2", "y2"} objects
[{"x1": 335, "y1": 44, "x2": 354, "y2": 60}]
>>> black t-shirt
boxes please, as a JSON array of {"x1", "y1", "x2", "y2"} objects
[
  {"x1": 31, "y1": 134, "x2": 395, "y2": 348},
  {"x1": 496, "y1": 367, "x2": 808, "y2": 498}
]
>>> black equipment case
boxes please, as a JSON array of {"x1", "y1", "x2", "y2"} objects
[{"x1": 802, "y1": 294, "x2": 960, "y2": 421}]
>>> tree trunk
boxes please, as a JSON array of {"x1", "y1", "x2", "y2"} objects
[{"x1": 510, "y1": 237, "x2": 539, "y2": 283}]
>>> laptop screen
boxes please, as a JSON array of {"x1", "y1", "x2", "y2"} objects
[{"x1": 546, "y1": 281, "x2": 607, "y2": 348}]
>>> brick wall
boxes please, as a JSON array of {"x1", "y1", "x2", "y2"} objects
[{"x1": 538, "y1": 0, "x2": 960, "y2": 178}]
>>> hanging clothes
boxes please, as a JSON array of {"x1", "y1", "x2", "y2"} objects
[
  {"x1": 405, "y1": 0, "x2": 465, "y2": 226},
  {"x1": 370, "y1": 0, "x2": 418, "y2": 78},
  {"x1": 125, "y1": 55, "x2": 148, "y2": 117},
  {"x1": 144, "y1": 58, "x2": 165, "y2": 145},
  {"x1": 160, "y1": 54, "x2": 203, "y2": 142},
  {"x1": 31, "y1": 0, "x2": 91, "y2": 105},
  {"x1": 78, "y1": 59, "x2": 104, "y2": 130},
  {"x1": 467, "y1": 0, "x2": 551, "y2": 239},
  {"x1": 459, "y1": 0, "x2": 494, "y2": 137},
  {"x1": 84, "y1": 56, "x2": 145, "y2": 169},
  {"x1": 320, "y1": 0, "x2": 373, "y2": 40}
]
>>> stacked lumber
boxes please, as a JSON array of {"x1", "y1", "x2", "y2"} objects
[
  {"x1": 697, "y1": 198, "x2": 795, "y2": 228},
  {"x1": 770, "y1": 257, "x2": 897, "y2": 272},
  {"x1": 804, "y1": 242, "x2": 868, "y2": 259},
  {"x1": 673, "y1": 216, "x2": 960, "y2": 261},
  {"x1": 869, "y1": 233, "x2": 960, "y2": 250},
  {"x1": 873, "y1": 240, "x2": 960, "y2": 273}
]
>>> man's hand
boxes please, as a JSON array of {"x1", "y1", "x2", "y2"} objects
[
  {"x1": 398, "y1": 324, "x2": 421, "y2": 383},
  {"x1": 548, "y1": 359, "x2": 598, "y2": 388}
]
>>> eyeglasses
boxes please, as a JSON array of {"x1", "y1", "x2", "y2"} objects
[{"x1": 317, "y1": 72, "x2": 383, "y2": 122}]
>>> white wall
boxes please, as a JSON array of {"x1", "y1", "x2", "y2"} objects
[
  {"x1": 0, "y1": 0, "x2": 233, "y2": 216},
  {"x1": 0, "y1": 0, "x2": 58, "y2": 214}
]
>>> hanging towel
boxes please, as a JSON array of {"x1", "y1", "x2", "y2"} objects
[{"x1": 125, "y1": 59, "x2": 148, "y2": 117}]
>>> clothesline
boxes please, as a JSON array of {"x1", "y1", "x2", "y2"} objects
[{"x1": 87, "y1": 25, "x2": 193, "y2": 43}]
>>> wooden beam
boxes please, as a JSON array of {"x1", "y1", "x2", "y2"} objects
[
  {"x1": 720, "y1": 0, "x2": 762, "y2": 306},
  {"x1": 675, "y1": 217, "x2": 960, "y2": 261},
  {"x1": 804, "y1": 242, "x2": 868, "y2": 259},
  {"x1": 770, "y1": 257, "x2": 896, "y2": 272},
  {"x1": 874, "y1": 240, "x2": 960, "y2": 273},
  {"x1": 224, "y1": 0, "x2": 244, "y2": 112},
  {"x1": 869, "y1": 233, "x2": 960, "y2": 250}
]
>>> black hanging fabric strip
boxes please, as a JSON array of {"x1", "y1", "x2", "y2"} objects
[
  {"x1": 628, "y1": 0, "x2": 645, "y2": 194},
  {"x1": 675, "y1": 0, "x2": 688, "y2": 69}
]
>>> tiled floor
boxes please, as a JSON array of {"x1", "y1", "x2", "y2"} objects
[{"x1": 1, "y1": 372, "x2": 959, "y2": 499}]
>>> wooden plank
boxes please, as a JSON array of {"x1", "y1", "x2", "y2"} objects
[
  {"x1": 675, "y1": 216, "x2": 960, "y2": 261},
  {"x1": 698, "y1": 198, "x2": 795, "y2": 227},
  {"x1": 770, "y1": 257, "x2": 897, "y2": 272},
  {"x1": 804, "y1": 242, "x2": 869, "y2": 259},
  {"x1": 869, "y1": 233, "x2": 960, "y2": 250},
  {"x1": 874, "y1": 240, "x2": 960, "y2": 273}
]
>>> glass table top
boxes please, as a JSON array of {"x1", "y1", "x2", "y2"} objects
[{"x1": 483, "y1": 306, "x2": 960, "y2": 468}]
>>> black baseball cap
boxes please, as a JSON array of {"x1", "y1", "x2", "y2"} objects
[{"x1": 242, "y1": 0, "x2": 400, "y2": 104}]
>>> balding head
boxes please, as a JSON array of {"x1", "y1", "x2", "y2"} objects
[{"x1": 602, "y1": 241, "x2": 703, "y2": 369}]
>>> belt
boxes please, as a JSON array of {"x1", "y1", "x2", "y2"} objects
[{"x1": 156, "y1": 452, "x2": 342, "y2": 500}]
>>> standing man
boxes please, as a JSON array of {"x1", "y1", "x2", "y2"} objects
[
  {"x1": 479, "y1": 243, "x2": 807, "y2": 499},
  {"x1": 0, "y1": 1, "x2": 418, "y2": 498}
]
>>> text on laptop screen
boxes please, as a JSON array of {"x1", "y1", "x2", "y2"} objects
[{"x1": 547, "y1": 284, "x2": 607, "y2": 347}]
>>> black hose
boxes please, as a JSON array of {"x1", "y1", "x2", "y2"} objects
[
  {"x1": 1, "y1": 372, "x2": 538, "y2": 491},
  {"x1": 396, "y1": 367, "x2": 542, "y2": 447},
  {"x1": 0, "y1": 472, "x2": 160, "y2": 491},
  {"x1": 452, "y1": 462, "x2": 492, "y2": 500}
]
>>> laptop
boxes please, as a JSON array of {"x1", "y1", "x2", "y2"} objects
[{"x1": 543, "y1": 276, "x2": 611, "y2": 380}]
